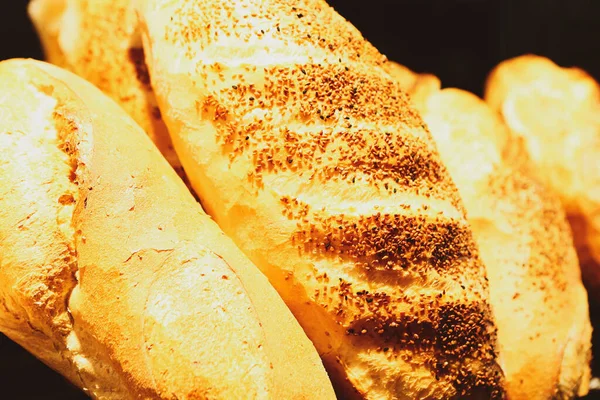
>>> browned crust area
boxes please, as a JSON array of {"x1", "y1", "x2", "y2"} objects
[
  {"x1": 168, "y1": 0, "x2": 384, "y2": 64},
  {"x1": 285, "y1": 202, "x2": 476, "y2": 277},
  {"x1": 198, "y1": 62, "x2": 461, "y2": 205},
  {"x1": 127, "y1": 47, "x2": 152, "y2": 89},
  {"x1": 207, "y1": 64, "x2": 423, "y2": 128}
]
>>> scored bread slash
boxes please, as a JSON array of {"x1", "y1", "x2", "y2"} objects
[
  {"x1": 0, "y1": 59, "x2": 335, "y2": 400},
  {"x1": 137, "y1": 0, "x2": 506, "y2": 398}
]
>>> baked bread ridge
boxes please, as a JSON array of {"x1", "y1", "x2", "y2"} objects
[
  {"x1": 0, "y1": 58, "x2": 335, "y2": 400},
  {"x1": 28, "y1": 0, "x2": 184, "y2": 176},
  {"x1": 137, "y1": 0, "x2": 506, "y2": 398},
  {"x1": 391, "y1": 63, "x2": 592, "y2": 399},
  {"x1": 484, "y1": 54, "x2": 600, "y2": 297}
]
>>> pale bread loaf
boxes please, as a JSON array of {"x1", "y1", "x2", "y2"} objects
[
  {"x1": 0, "y1": 58, "x2": 335, "y2": 400},
  {"x1": 390, "y1": 62, "x2": 592, "y2": 399},
  {"x1": 485, "y1": 55, "x2": 600, "y2": 299},
  {"x1": 28, "y1": 0, "x2": 183, "y2": 176},
  {"x1": 137, "y1": 0, "x2": 506, "y2": 398}
]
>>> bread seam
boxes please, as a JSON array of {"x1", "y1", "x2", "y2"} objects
[{"x1": 39, "y1": 76, "x2": 94, "y2": 394}]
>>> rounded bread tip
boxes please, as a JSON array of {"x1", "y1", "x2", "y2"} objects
[{"x1": 0, "y1": 57, "x2": 335, "y2": 399}]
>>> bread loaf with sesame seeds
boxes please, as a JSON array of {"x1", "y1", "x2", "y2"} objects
[
  {"x1": 28, "y1": 0, "x2": 185, "y2": 177},
  {"x1": 137, "y1": 0, "x2": 506, "y2": 398},
  {"x1": 0, "y1": 58, "x2": 335, "y2": 400},
  {"x1": 390, "y1": 62, "x2": 592, "y2": 399},
  {"x1": 484, "y1": 55, "x2": 600, "y2": 304}
]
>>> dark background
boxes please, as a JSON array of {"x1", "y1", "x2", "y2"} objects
[{"x1": 1, "y1": 0, "x2": 600, "y2": 398}]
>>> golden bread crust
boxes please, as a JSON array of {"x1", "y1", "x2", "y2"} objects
[
  {"x1": 137, "y1": 1, "x2": 506, "y2": 398},
  {"x1": 0, "y1": 59, "x2": 335, "y2": 400},
  {"x1": 28, "y1": 0, "x2": 183, "y2": 175},
  {"x1": 393, "y1": 64, "x2": 592, "y2": 399}
]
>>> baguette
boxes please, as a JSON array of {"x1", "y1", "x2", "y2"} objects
[
  {"x1": 0, "y1": 58, "x2": 335, "y2": 400},
  {"x1": 389, "y1": 63, "x2": 592, "y2": 399},
  {"x1": 484, "y1": 55, "x2": 600, "y2": 298},
  {"x1": 28, "y1": 0, "x2": 183, "y2": 175},
  {"x1": 137, "y1": 0, "x2": 506, "y2": 398}
]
